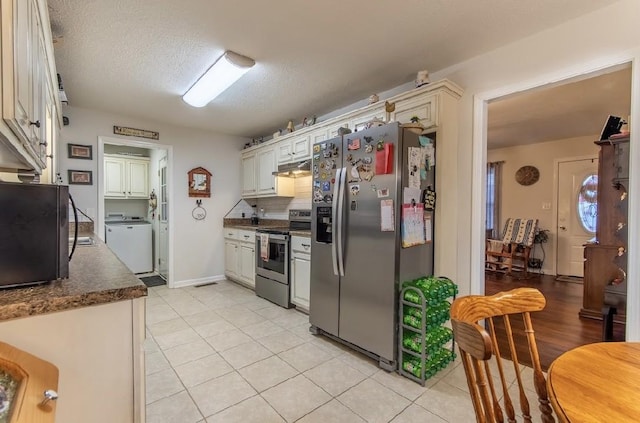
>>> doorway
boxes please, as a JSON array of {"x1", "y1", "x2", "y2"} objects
[
  {"x1": 97, "y1": 136, "x2": 174, "y2": 287},
  {"x1": 476, "y1": 62, "x2": 636, "y2": 349}
]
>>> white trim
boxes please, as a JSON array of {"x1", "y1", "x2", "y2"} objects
[
  {"x1": 97, "y1": 136, "x2": 175, "y2": 289},
  {"x1": 172, "y1": 275, "x2": 227, "y2": 289},
  {"x1": 551, "y1": 155, "x2": 598, "y2": 276},
  {"x1": 471, "y1": 51, "x2": 640, "y2": 341}
]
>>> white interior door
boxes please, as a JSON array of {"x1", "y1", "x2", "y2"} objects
[
  {"x1": 158, "y1": 156, "x2": 169, "y2": 279},
  {"x1": 556, "y1": 158, "x2": 598, "y2": 276}
]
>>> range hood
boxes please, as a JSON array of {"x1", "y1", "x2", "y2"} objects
[{"x1": 272, "y1": 159, "x2": 311, "y2": 178}]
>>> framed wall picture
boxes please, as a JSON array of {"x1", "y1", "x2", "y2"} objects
[
  {"x1": 188, "y1": 167, "x2": 212, "y2": 197},
  {"x1": 68, "y1": 170, "x2": 93, "y2": 185},
  {"x1": 67, "y1": 143, "x2": 93, "y2": 160}
]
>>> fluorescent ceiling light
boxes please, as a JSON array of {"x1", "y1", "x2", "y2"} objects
[{"x1": 183, "y1": 51, "x2": 255, "y2": 107}]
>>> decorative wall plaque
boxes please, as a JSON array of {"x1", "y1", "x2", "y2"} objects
[
  {"x1": 188, "y1": 167, "x2": 212, "y2": 198},
  {"x1": 113, "y1": 125, "x2": 159, "y2": 140}
]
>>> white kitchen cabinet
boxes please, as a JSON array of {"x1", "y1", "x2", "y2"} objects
[
  {"x1": 310, "y1": 127, "x2": 329, "y2": 145},
  {"x1": 0, "y1": 0, "x2": 60, "y2": 173},
  {"x1": 224, "y1": 228, "x2": 256, "y2": 289},
  {"x1": 241, "y1": 151, "x2": 257, "y2": 196},
  {"x1": 393, "y1": 94, "x2": 438, "y2": 129},
  {"x1": 224, "y1": 239, "x2": 239, "y2": 278},
  {"x1": 349, "y1": 106, "x2": 385, "y2": 133},
  {"x1": 276, "y1": 133, "x2": 311, "y2": 165},
  {"x1": 239, "y1": 243, "x2": 256, "y2": 288},
  {"x1": 257, "y1": 146, "x2": 277, "y2": 194},
  {"x1": 242, "y1": 144, "x2": 294, "y2": 198},
  {"x1": 327, "y1": 119, "x2": 351, "y2": 139},
  {"x1": 290, "y1": 235, "x2": 311, "y2": 311},
  {"x1": 104, "y1": 155, "x2": 149, "y2": 199}
]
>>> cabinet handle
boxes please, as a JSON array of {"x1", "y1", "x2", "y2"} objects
[
  {"x1": 302, "y1": 243, "x2": 310, "y2": 248},
  {"x1": 244, "y1": 235, "x2": 250, "y2": 239},
  {"x1": 40, "y1": 389, "x2": 58, "y2": 406},
  {"x1": 39, "y1": 141, "x2": 48, "y2": 146},
  {"x1": 30, "y1": 120, "x2": 41, "y2": 128}
]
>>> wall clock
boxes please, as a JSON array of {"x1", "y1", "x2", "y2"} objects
[{"x1": 515, "y1": 165, "x2": 540, "y2": 186}]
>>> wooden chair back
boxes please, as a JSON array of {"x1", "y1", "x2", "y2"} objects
[{"x1": 451, "y1": 288, "x2": 555, "y2": 423}]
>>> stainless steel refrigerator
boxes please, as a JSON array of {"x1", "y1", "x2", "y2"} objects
[{"x1": 310, "y1": 122, "x2": 434, "y2": 370}]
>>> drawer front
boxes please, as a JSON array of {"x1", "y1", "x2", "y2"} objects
[
  {"x1": 291, "y1": 236, "x2": 311, "y2": 254},
  {"x1": 224, "y1": 228, "x2": 238, "y2": 240},
  {"x1": 237, "y1": 229, "x2": 256, "y2": 243}
]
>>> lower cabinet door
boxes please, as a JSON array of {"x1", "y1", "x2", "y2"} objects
[
  {"x1": 224, "y1": 240, "x2": 239, "y2": 277},
  {"x1": 239, "y1": 243, "x2": 256, "y2": 288},
  {"x1": 291, "y1": 255, "x2": 310, "y2": 311}
]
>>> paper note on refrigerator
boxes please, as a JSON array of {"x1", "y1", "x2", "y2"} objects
[
  {"x1": 424, "y1": 212, "x2": 433, "y2": 243},
  {"x1": 401, "y1": 204, "x2": 425, "y2": 247},
  {"x1": 380, "y1": 199, "x2": 395, "y2": 232},
  {"x1": 408, "y1": 147, "x2": 422, "y2": 188}
]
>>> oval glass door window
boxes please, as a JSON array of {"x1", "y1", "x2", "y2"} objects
[{"x1": 577, "y1": 174, "x2": 597, "y2": 233}]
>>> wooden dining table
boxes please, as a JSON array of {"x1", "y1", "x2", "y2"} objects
[{"x1": 546, "y1": 342, "x2": 640, "y2": 422}]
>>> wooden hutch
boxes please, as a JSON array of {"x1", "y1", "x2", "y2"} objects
[{"x1": 580, "y1": 135, "x2": 629, "y2": 327}]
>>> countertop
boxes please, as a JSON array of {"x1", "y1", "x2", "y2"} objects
[
  {"x1": 0, "y1": 238, "x2": 147, "y2": 322},
  {"x1": 223, "y1": 219, "x2": 311, "y2": 238}
]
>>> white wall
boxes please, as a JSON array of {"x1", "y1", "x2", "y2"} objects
[
  {"x1": 488, "y1": 135, "x2": 599, "y2": 274},
  {"x1": 426, "y1": 0, "x2": 640, "y2": 296},
  {"x1": 57, "y1": 106, "x2": 248, "y2": 284}
]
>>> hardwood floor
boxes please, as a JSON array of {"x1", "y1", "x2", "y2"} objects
[{"x1": 484, "y1": 271, "x2": 625, "y2": 370}]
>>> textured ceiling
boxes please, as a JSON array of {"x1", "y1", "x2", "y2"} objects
[
  {"x1": 48, "y1": 0, "x2": 620, "y2": 139},
  {"x1": 488, "y1": 67, "x2": 632, "y2": 149}
]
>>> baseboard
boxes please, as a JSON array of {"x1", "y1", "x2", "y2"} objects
[{"x1": 172, "y1": 274, "x2": 226, "y2": 289}]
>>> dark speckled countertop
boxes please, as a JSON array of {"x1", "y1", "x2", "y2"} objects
[{"x1": 0, "y1": 238, "x2": 147, "y2": 322}]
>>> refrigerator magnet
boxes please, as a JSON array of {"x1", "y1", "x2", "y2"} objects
[
  {"x1": 350, "y1": 185, "x2": 360, "y2": 196},
  {"x1": 365, "y1": 144, "x2": 374, "y2": 153},
  {"x1": 321, "y1": 143, "x2": 327, "y2": 150},
  {"x1": 364, "y1": 136, "x2": 373, "y2": 144},
  {"x1": 348, "y1": 138, "x2": 361, "y2": 150},
  {"x1": 377, "y1": 188, "x2": 389, "y2": 198},
  {"x1": 313, "y1": 145, "x2": 321, "y2": 153},
  {"x1": 322, "y1": 181, "x2": 331, "y2": 191},
  {"x1": 350, "y1": 200, "x2": 357, "y2": 211}
]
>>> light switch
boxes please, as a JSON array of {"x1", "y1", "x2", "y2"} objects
[{"x1": 542, "y1": 202, "x2": 551, "y2": 210}]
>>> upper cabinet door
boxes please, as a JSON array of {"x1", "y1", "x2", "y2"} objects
[
  {"x1": 257, "y1": 147, "x2": 277, "y2": 194},
  {"x1": 1, "y1": 0, "x2": 60, "y2": 172},
  {"x1": 276, "y1": 140, "x2": 294, "y2": 165},
  {"x1": 127, "y1": 159, "x2": 149, "y2": 198},
  {"x1": 7, "y1": 0, "x2": 34, "y2": 143},
  {"x1": 291, "y1": 134, "x2": 311, "y2": 161},
  {"x1": 104, "y1": 157, "x2": 126, "y2": 198},
  {"x1": 241, "y1": 152, "x2": 257, "y2": 197},
  {"x1": 393, "y1": 94, "x2": 438, "y2": 129}
]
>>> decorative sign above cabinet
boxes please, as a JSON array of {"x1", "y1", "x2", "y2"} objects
[
  {"x1": 113, "y1": 125, "x2": 159, "y2": 140},
  {"x1": 188, "y1": 167, "x2": 212, "y2": 198}
]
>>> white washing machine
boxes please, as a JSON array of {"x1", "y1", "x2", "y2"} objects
[{"x1": 105, "y1": 220, "x2": 153, "y2": 274}]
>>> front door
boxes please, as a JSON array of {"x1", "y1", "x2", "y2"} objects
[
  {"x1": 556, "y1": 157, "x2": 598, "y2": 277},
  {"x1": 158, "y1": 155, "x2": 169, "y2": 279}
]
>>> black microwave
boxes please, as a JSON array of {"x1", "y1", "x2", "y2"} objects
[{"x1": 0, "y1": 181, "x2": 70, "y2": 288}]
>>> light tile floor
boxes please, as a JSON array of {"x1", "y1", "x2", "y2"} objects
[{"x1": 144, "y1": 280, "x2": 540, "y2": 422}]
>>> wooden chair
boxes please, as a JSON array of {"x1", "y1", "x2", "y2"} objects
[
  {"x1": 451, "y1": 288, "x2": 555, "y2": 423},
  {"x1": 486, "y1": 218, "x2": 538, "y2": 276}
]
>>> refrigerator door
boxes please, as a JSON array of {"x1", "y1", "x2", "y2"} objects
[
  {"x1": 310, "y1": 136, "x2": 343, "y2": 336},
  {"x1": 338, "y1": 124, "x2": 401, "y2": 361}
]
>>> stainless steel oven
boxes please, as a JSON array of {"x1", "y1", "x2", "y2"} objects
[
  {"x1": 256, "y1": 232, "x2": 289, "y2": 285},
  {"x1": 255, "y1": 209, "x2": 311, "y2": 308}
]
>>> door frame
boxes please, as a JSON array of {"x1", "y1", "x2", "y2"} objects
[
  {"x1": 552, "y1": 155, "x2": 598, "y2": 277},
  {"x1": 97, "y1": 136, "x2": 175, "y2": 288},
  {"x1": 471, "y1": 56, "x2": 640, "y2": 341}
]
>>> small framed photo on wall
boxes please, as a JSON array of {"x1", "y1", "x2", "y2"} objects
[
  {"x1": 68, "y1": 170, "x2": 93, "y2": 185},
  {"x1": 67, "y1": 143, "x2": 93, "y2": 160}
]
